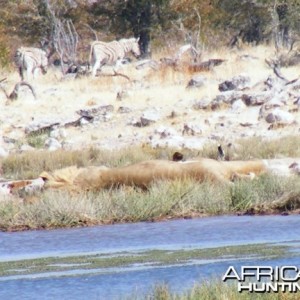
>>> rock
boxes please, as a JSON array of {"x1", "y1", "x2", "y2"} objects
[
  {"x1": 242, "y1": 91, "x2": 273, "y2": 106},
  {"x1": 231, "y1": 99, "x2": 246, "y2": 112},
  {"x1": 135, "y1": 59, "x2": 160, "y2": 70},
  {"x1": 2, "y1": 136, "x2": 17, "y2": 144},
  {"x1": 142, "y1": 110, "x2": 161, "y2": 122},
  {"x1": 192, "y1": 98, "x2": 211, "y2": 110},
  {"x1": 289, "y1": 162, "x2": 300, "y2": 175},
  {"x1": 182, "y1": 123, "x2": 203, "y2": 135},
  {"x1": 265, "y1": 108, "x2": 295, "y2": 124},
  {"x1": 117, "y1": 106, "x2": 132, "y2": 114},
  {"x1": 154, "y1": 126, "x2": 178, "y2": 138},
  {"x1": 50, "y1": 128, "x2": 67, "y2": 140},
  {"x1": 79, "y1": 117, "x2": 90, "y2": 126},
  {"x1": 25, "y1": 120, "x2": 60, "y2": 135},
  {"x1": 213, "y1": 91, "x2": 243, "y2": 105},
  {"x1": 44, "y1": 138, "x2": 62, "y2": 151},
  {"x1": 77, "y1": 105, "x2": 114, "y2": 118},
  {"x1": 0, "y1": 147, "x2": 8, "y2": 158},
  {"x1": 20, "y1": 144, "x2": 35, "y2": 152},
  {"x1": 130, "y1": 110, "x2": 162, "y2": 127},
  {"x1": 116, "y1": 89, "x2": 129, "y2": 101},
  {"x1": 263, "y1": 97, "x2": 285, "y2": 110},
  {"x1": 186, "y1": 75, "x2": 206, "y2": 89},
  {"x1": 219, "y1": 74, "x2": 251, "y2": 91}
]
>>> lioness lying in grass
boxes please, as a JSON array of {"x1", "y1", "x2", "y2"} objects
[
  {"x1": 2, "y1": 156, "x2": 299, "y2": 196},
  {"x1": 39, "y1": 158, "x2": 267, "y2": 191}
]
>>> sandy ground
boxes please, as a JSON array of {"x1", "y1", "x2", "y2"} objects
[{"x1": 0, "y1": 44, "x2": 299, "y2": 155}]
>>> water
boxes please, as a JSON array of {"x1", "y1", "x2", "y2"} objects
[{"x1": 0, "y1": 215, "x2": 299, "y2": 299}]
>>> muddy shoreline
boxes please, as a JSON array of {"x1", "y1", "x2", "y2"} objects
[{"x1": 1, "y1": 206, "x2": 299, "y2": 233}]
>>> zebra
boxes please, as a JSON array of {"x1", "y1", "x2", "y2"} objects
[
  {"x1": 89, "y1": 37, "x2": 140, "y2": 77},
  {"x1": 14, "y1": 47, "x2": 48, "y2": 80}
]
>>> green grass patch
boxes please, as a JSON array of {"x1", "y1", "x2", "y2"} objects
[
  {"x1": 0, "y1": 243, "x2": 289, "y2": 277},
  {"x1": 0, "y1": 173, "x2": 300, "y2": 231},
  {"x1": 145, "y1": 280, "x2": 300, "y2": 300},
  {"x1": 0, "y1": 136, "x2": 300, "y2": 231}
]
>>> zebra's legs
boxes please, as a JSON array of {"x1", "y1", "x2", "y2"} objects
[
  {"x1": 33, "y1": 67, "x2": 40, "y2": 79},
  {"x1": 92, "y1": 60, "x2": 101, "y2": 77},
  {"x1": 115, "y1": 59, "x2": 123, "y2": 70},
  {"x1": 18, "y1": 67, "x2": 24, "y2": 81}
]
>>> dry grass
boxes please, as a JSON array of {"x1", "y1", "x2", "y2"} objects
[
  {"x1": 1, "y1": 135, "x2": 300, "y2": 180},
  {"x1": 144, "y1": 280, "x2": 300, "y2": 300},
  {"x1": 1, "y1": 43, "x2": 300, "y2": 231},
  {"x1": 1, "y1": 135, "x2": 300, "y2": 231},
  {"x1": 0, "y1": 170, "x2": 299, "y2": 231}
]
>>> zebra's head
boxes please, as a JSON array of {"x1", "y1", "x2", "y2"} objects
[
  {"x1": 131, "y1": 38, "x2": 141, "y2": 58},
  {"x1": 120, "y1": 38, "x2": 141, "y2": 58},
  {"x1": 40, "y1": 50, "x2": 48, "y2": 74}
]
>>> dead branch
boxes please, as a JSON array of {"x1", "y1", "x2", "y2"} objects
[
  {"x1": 45, "y1": 2, "x2": 79, "y2": 75},
  {"x1": 193, "y1": 7, "x2": 202, "y2": 54},
  {"x1": 1, "y1": 81, "x2": 36, "y2": 101},
  {"x1": 265, "y1": 59, "x2": 288, "y2": 82},
  {"x1": 98, "y1": 70, "x2": 131, "y2": 81},
  {"x1": 10, "y1": 81, "x2": 37, "y2": 100},
  {"x1": 188, "y1": 59, "x2": 226, "y2": 72}
]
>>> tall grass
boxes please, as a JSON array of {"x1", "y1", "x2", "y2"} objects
[
  {"x1": 142, "y1": 280, "x2": 299, "y2": 300},
  {"x1": 2, "y1": 135, "x2": 300, "y2": 180},
  {"x1": 0, "y1": 173, "x2": 299, "y2": 231},
  {"x1": 1, "y1": 136, "x2": 300, "y2": 230}
]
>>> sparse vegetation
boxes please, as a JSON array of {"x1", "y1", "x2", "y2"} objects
[
  {"x1": 144, "y1": 281, "x2": 300, "y2": 300},
  {"x1": 0, "y1": 243, "x2": 287, "y2": 277},
  {"x1": 1, "y1": 144, "x2": 300, "y2": 231},
  {"x1": 1, "y1": 3, "x2": 300, "y2": 300}
]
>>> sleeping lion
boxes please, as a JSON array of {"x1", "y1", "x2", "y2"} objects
[{"x1": 39, "y1": 158, "x2": 267, "y2": 191}]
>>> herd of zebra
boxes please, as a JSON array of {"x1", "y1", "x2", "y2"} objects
[{"x1": 14, "y1": 37, "x2": 141, "y2": 80}]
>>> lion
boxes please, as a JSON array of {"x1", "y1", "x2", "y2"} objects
[{"x1": 39, "y1": 158, "x2": 267, "y2": 191}]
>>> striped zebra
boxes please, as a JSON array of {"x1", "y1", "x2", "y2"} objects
[
  {"x1": 89, "y1": 37, "x2": 140, "y2": 77},
  {"x1": 14, "y1": 47, "x2": 48, "y2": 80}
]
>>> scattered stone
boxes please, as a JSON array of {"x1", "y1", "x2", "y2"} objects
[
  {"x1": 168, "y1": 111, "x2": 178, "y2": 118},
  {"x1": 188, "y1": 59, "x2": 226, "y2": 72},
  {"x1": 2, "y1": 136, "x2": 17, "y2": 144},
  {"x1": 231, "y1": 99, "x2": 246, "y2": 112},
  {"x1": 135, "y1": 59, "x2": 160, "y2": 70},
  {"x1": 142, "y1": 110, "x2": 161, "y2": 122},
  {"x1": 44, "y1": 138, "x2": 62, "y2": 151},
  {"x1": 77, "y1": 105, "x2": 114, "y2": 118},
  {"x1": 263, "y1": 97, "x2": 286, "y2": 110},
  {"x1": 192, "y1": 98, "x2": 211, "y2": 110},
  {"x1": 154, "y1": 126, "x2": 178, "y2": 138},
  {"x1": 0, "y1": 147, "x2": 8, "y2": 158},
  {"x1": 117, "y1": 106, "x2": 132, "y2": 114},
  {"x1": 242, "y1": 91, "x2": 273, "y2": 106},
  {"x1": 182, "y1": 123, "x2": 203, "y2": 136},
  {"x1": 186, "y1": 75, "x2": 206, "y2": 89},
  {"x1": 25, "y1": 120, "x2": 60, "y2": 135},
  {"x1": 131, "y1": 118, "x2": 153, "y2": 127},
  {"x1": 219, "y1": 74, "x2": 251, "y2": 91},
  {"x1": 214, "y1": 91, "x2": 243, "y2": 105},
  {"x1": 79, "y1": 117, "x2": 89, "y2": 126},
  {"x1": 289, "y1": 162, "x2": 300, "y2": 175},
  {"x1": 265, "y1": 108, "x2": 295, "y2": 125},
  {"x1": 116, "y1": 89, "x2": 129, "y2": 101},
  {"x1": 19, "y1": 144, "x2": 35, "y2": 152},
  {"x1": 50, "y1": 128, "x2": 67, "y2": 140}
]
